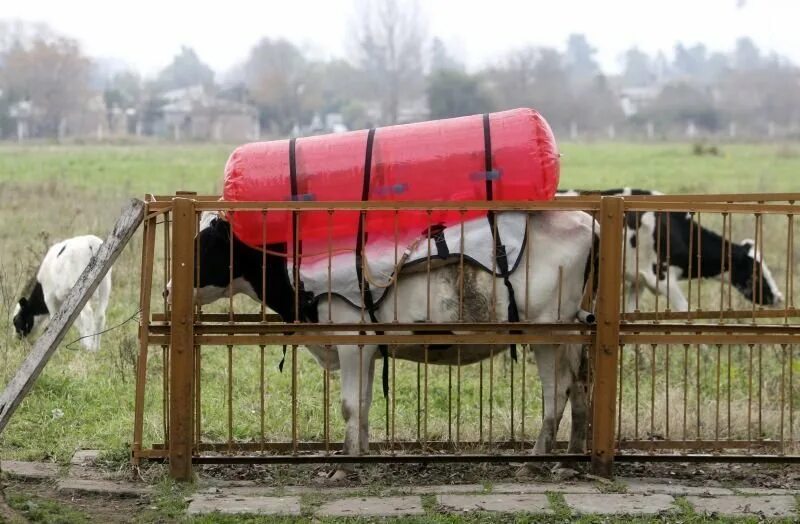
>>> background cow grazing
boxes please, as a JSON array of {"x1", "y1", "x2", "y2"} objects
[
  {"x1": 13, "y1": 235, "x2": 112, "y2": 351},
  {"x1": 557, "y1": 188, "x2": 783, "y2": 311},
  {"x1": 174, "y1": 210, "x2": 597, "y2": 479}
]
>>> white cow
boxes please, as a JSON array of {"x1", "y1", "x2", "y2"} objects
[{"x1": 13, "y1": 235, "x2": 112, "y2": 351}]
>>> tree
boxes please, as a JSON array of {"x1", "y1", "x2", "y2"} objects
[
  {"x1": 156, "y1": 46, "x2": 214, "y2": 91},
  {"x1": 734, "y1": 37, "x2": 761, "y2": 70},
  {"x1": 644, "y1": 82, "x2": 720, "y2": 131},
  {"x1": 486, "y1": 46, "x2": 573, "y2": 132},
  {"x1": 430, "y1": 37, "x2": 462, "y2": 73},
  {"x1": 0, "y1": 36, "x2": 92, "y2": 136},
  {"x1": 572, "y1": 74, "x2": 624, "y2": 132},
  {"x1": 718, "y1": 61, "x2": 800, "y2": 128},
  {"x1": 565, "y1": 33, "x2": 599, "y2": 85},
  {"x1": 350, "y1": 0, "x2": 427, "y2": 124},
  {"x1": 242, "y1": 37, "x2": 320, "y2": 134},
  {"x1": 621, "y1": 47, "x2": 655, "y2": 87},
  {"x1": 673, "y1": 43, "x2": 707, "y2": 81},
  {"x1": 427, "y1": 69, "x2": 491, "y2": 119}
]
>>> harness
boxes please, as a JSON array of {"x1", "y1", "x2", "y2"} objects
[{"x1": 282, "y1": 115, "x2": 522, "y2": 393}]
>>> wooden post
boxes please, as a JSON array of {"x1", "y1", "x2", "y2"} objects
[
  {"x1": 0, "y1": 199, "x2": 144, "y2": 434},
  {"x1": 591, "y1": 196, "x2": 624, "y2": 477},
  {"x1": 169, "y1": 197, "x2": 195, "y2": 480},
  {"x1": 132, "y1": 210, "x2": 158, "y2": 467}
]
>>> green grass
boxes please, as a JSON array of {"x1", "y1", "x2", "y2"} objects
[
  {"x1": 1, "y1": 140, "x2": 799, "y2": 472},
  {"x1": 6, "y1": 491, "x2": 91, "y2": 523}
]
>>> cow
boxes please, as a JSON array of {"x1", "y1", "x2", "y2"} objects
[
  {"x1": 167, "y1": 209, "x2": 598, "y2": 479},
  {"x1": 557, "y1": 188, "x2": 783, "y2": 311},
  {"x1": 13, "y1": 235, "x2": 112, "y2": 351}
]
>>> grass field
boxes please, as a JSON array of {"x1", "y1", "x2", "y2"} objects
[{"x1": 1, "y1": 141, "x2": 799, "y2": 469}]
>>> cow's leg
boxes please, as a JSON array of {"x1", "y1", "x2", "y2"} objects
[
  {"x1": 329, "y1": 343, "x2": 378, "y2": 482},
  {"x1": 638, "y1": 268, "x2": 689, "y2": 312},
  {"x1": 532, "y1": 344, "x2": 571, "y2": 454},
  {"x1": 625, "y1": 279, "x2": 640, "y2": 313},
  {"x1": 517, "y1": 345, "x2": 585, "y2": 477},
  {"x1": 567, "y1": 344, "x2": 588, "y2": 455},
  {"x1": 75, "y1": 304, "x2": 98, "y2": 351},
  {"x1": 665, "y1": 273, "x2": 689, "y2": 311}
]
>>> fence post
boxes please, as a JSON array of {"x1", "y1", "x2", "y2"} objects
[
  {"x1": 170, "y1": 197, "x2": 195, "y2": 480},
  {"x1": 591, "y1": 196, "x2": 624, "y2": 477}
]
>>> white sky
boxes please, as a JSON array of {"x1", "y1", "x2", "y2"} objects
[{"x1": 2, "y1": 0, "x2": 798, "y2": 77}]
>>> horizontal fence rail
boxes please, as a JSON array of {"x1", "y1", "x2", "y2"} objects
[{"x1": 132, "y1": 193, "x2": 800, "y2": 480}]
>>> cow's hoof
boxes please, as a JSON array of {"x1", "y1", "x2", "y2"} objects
[{"x1": 551, "y1": 466, "x2": 579, "y2": 481}]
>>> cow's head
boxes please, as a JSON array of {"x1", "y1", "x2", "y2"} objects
[
  {"x1": 732, "y1": 239, "x2": 783, "y2": 306},
  {"x1": 12, "y1": 299, "x2": 35, "y2": 338},
  {"x1": 164, "y1": 212, "x2": 244, "y2": 305},
  {"x1": 12, "y1": 281, "x2": 48, "y2": 339}
]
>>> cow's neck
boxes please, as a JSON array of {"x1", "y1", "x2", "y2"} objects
[
  {"x1": 28, "y1": 281, "x2": 50, "y2": 316},
  {"x1": 235, "y1": 240, "x2": 297, "y2": 323}
]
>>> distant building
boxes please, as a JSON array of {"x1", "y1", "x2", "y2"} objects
[
  {"x1": 619, "y1": 86, "x2": 660, "y2": 117},
  {"x1": 159, "y1": 85, "x2": 260, "y2": 142}
]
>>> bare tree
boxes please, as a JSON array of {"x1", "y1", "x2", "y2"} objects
[
  {"x1": 242, "y1": 37, "x2": 322, "y2": 134},
  {"x1": 350, "y1": 0, "x2": 426, "y2": 124},
  {"x1": 0, "y1": 35, "x2": 91, "y2": 137}
]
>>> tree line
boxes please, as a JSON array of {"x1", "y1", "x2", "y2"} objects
[{"x1": 1, "y1": 1, "x2": 799, "y2": 141}]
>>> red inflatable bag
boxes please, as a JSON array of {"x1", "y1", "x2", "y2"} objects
[{"x1": 223, "y1": 108, "x2": 559, "y2": 249}]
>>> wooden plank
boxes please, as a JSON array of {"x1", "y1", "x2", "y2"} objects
[
  {"x1": 0, "y1": 199, "x2": 145, "y2": 434},
  {"x1": 132, "y1": 213, "x2": 157, "y2": 465},
  {"x1": 169, "y1": 197, "x2": 195, "y2": 480}
]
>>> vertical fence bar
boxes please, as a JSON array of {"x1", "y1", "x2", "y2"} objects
[
  {"x1": 169, "y1": 197, "x2": 195, "y2": 480},
  {"x1": 227, "y1": 345, "x2": 233, "y2": 454},
  {"x1": 592, "y1": 196, "x2": 623, "y2": 477}
]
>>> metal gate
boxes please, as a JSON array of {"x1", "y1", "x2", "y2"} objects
[{"x1": 131, "y1": 192, "x2": 800, "y2": 479}]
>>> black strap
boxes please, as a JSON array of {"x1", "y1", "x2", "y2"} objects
[
  {"x1": 355, "y1": 128, "x2": 389, "y2": 398},
  {"x1": 482, "y1": 114, "x2": 519, "y2": 361},
  {"x1": 289, "y1": 138, "x2": 301, "y2": 323},
  {"x1": 429, "y1": 224, "x2": 450, "y2": 260}
]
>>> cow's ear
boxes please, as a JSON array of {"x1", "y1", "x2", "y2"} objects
[{"x1": 18, "y1": 297, "x2": 28, "y2": 308}]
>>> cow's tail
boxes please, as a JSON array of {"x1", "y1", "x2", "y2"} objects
[{"x1": 578, "y1": 222, "x2": 601, "y2": 325}]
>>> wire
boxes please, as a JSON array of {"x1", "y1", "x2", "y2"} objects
[{"x1": 65, "y1": 308, "x2": 142, "y2": 350}]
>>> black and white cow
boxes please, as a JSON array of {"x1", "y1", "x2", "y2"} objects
[
  {"x1": 13, "y1": 235, "x2": 112, "y2": 351},
  {"x1": 168, "y1": 210, "x2": 597, "y2": 478},
  {"x1": 558, "y1": 188, "x2": 783, "y2": 311}
]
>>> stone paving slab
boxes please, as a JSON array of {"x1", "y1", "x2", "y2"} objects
[
  {"x1": 411, "y1": 484, "x2": 485, "y2": 494},
  {"x1": 1, "y1": 460, "x2": 59, "y2": 480},
  {"x1": 67, "y1": 465, "x2": 115, "y2": 481},
  {"x1": 493, "y1": 482, "x2": 600, "y2": 494},
  {"x1": 57, "y1": 479, "x2": 150, "y2": 498},
  {"x1": 736, "y1": 487, "x2": 798, "y2": 496},
  {"x1": 69, "y1": 450, "x2": 101, "y2": 467},
  {"x1": 187, "y1": 494, "x2": 301, "y2": 516},
  {"x1": 438, "y1": 494, "x2": 552, "y2": 514},
  {"x1": 196, "y1": 479, "x2": 261, "y2": 489},
  {"x1": 316, "y1": 496, "x2": 424, "y2": 517},
  {"x1": 687, "y1": 495, "x2": 797, "y2": 518},
  {"x1": 625, "y1": 480, "x2": 733, "y2": 496},
  {"x1": 565, "y1": 493, "x2": 675, "y2": 515}
]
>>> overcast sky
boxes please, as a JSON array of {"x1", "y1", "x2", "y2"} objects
[{"x1": 2, "y1": 0, "x2": 798, "y2": 77}]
